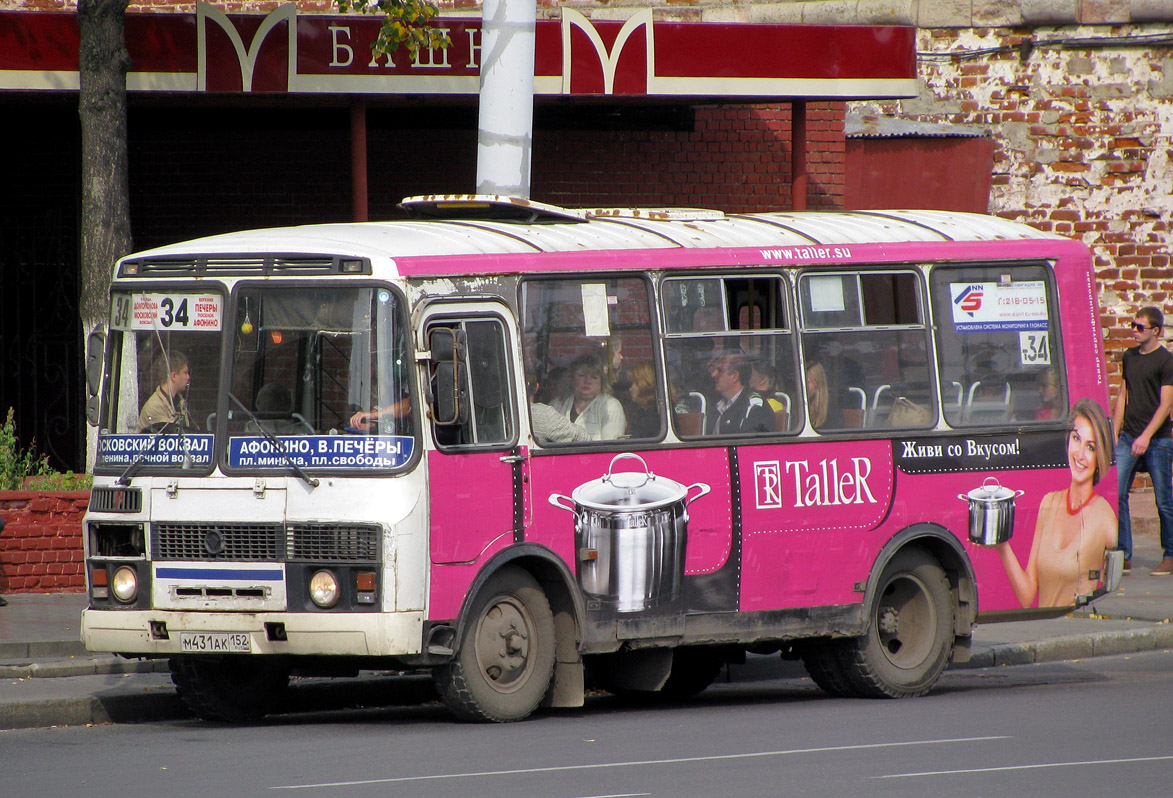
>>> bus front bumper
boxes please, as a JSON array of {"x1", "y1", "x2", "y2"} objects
[{"x1": 81, "y1": 608, "x2": 425, "y2": 658}]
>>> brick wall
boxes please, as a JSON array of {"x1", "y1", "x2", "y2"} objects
[
  {"x1": 850, "y1": 23, "x2": 1173, "y2": 395},
  {"x1": 0, "y1": 492, "x2": 89, "y2": 594},
  {"x1": 533, "y1": 103, "x2": 844, "y2": 212}
]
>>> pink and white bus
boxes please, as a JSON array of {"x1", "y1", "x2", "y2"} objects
[{"x1": 81, "y1": 196, "x2": 1123, "y2": 722}]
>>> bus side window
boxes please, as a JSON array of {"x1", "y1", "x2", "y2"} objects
[
  {"x1": 427, "y1": 318, "x2": 515, "y2": 448},
  {"x1": 522, "y1": 276, "x2": 660, "y2": 444},
  {"x1": 662, "y1": 275, "x2": 800, "y2": 438},
  {"x1": 929, "y1": 265, "x2": 1063, "y2": 427},
  {"x1": 799, "y1": 271, "x2": 933, "y2": 431}
]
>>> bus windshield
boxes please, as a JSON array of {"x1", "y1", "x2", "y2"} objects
[{"x1": 95, "y1": 285, "x2": 415, "y2": 474}]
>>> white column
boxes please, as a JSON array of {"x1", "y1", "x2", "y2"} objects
[{"x1": 475, "y1": 0, "x2": 536, "y2": 198}]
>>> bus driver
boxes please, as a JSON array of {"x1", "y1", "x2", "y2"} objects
[{"x1": 139, "y1": 351, "x2": 192, "y2": 431}]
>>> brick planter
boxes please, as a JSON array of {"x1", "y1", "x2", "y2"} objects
[{"x1": 0, "y1": 491, "x2": 89, "y2": 594}]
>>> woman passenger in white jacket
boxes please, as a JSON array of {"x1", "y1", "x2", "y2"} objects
[{"x1": 550, "y1": 355, "x2": 627, "y2": 440}]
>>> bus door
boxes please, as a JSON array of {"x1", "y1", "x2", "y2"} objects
[{"x1": 421, "y1": 306, "x2": 523, "y2": 620}]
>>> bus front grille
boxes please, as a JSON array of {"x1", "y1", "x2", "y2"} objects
[
  {"x1": 287, "y1": 523, "x2": 380, "y2": 563},
  {"x1": 150, "y1": 522, "x2": 382, "y2": 563},
  {"x1": 152, "y1": 523, "x2": 283, "y2": 561}
]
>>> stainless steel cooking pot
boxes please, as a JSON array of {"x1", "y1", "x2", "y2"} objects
[
  {"x1": 959, "y1": 477, "x2": 1024, "y2": 546},
  {"x1": 549, "y1": 453, "x2": 710, "y2": 613}
]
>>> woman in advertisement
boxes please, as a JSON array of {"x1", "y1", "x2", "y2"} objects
[{"x1": 996, "y1": 398, "x2": 1117, "y2": 607}]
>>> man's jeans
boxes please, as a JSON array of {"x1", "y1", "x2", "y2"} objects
[{"x1": 1116, "y1": 433, "x2": 1173, "y2": 560}]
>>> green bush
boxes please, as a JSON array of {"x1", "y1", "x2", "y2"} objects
[{"x1": 0, "y1": 408, "x2": 91, "y2": 491}]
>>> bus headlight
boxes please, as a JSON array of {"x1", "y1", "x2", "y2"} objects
[
  {"x1": 309, "y1": 570, "x2": 340, "y2": 608},
  {"x1": 110, "y1": 565, "x2": 139, "y2": 603}
]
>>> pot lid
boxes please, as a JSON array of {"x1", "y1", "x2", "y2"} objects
[
  {"x1": 571, "y1": 470, "x2": 687, "y2": 511},
  {"x1": 965, "y1": 478, "x2": 1016, "y2": 502}
]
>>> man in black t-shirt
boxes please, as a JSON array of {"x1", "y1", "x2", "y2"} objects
[{"x1": 1112, "y1": 306, "x2": 1173, "y2": 575}]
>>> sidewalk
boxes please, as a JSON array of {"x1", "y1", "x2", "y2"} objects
[{"x1": 2, "y1": 491, "x2": 1171, "y2": 730}]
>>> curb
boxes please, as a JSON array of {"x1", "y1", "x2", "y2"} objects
[
  {"x1": 955, "y1": 624, "x2": 1173, "y2": 669},
  {"x1": 0, "y1": 656, "x2": 170, "y2": 679},
  {"x1": 0, "y1": 689, "x2": 189, "y2": 731}
]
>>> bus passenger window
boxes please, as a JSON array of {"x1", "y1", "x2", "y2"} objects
[
  {"x1": 662, "y1": 275, "x2": 800, "y2": 438},
  {"x1": 929, "y1": 265, "x2": 1063, "y2": 427},
  {"x1": 522, "y1": 276, "x2": 660, "y2": 444},
  {"x1": 799, "y1": 271, "x2": 933, "y2": 431}
]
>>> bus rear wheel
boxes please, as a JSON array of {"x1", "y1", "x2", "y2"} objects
[
  {"x1": 434, "y1": 566, "x2": 556, "y2": 722},
  {"x1": 797, "y1": 639, "x2": 855, "y2": 697},
  {"x1": 169, "y1": 655, "x2": 290, "y2": 722},
  {"x1": 839, "y1": 548, "x2": 954, "y2": 698}
]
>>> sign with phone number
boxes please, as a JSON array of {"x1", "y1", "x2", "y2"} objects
[{"x1": 111, "y1": 293, "x2": 222, "y2": 331}]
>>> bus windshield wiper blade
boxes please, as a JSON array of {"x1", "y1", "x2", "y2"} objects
[
  {"x1": 228, "y1": 393, "x2": 320, "y2": 489},
  {"x1": 116, "y1": 420, "x2": 182, "y2": 486}
]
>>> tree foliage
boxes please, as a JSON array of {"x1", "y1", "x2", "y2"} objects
[{"x1": 336, "y1": 0, "x2": 452, "y2": 58}]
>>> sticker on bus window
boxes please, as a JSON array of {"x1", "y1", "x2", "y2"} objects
[
  {"x1": 950, "y1": 281, "x2": 1048, "y2": 332},
  {"x1": 227, "y1": 435, "x2": 414, "y2": 469},
  {"x1": 1019, "y1": 330, "x2": 1051, "y2": 365},
  {"x1": 581, "y1": 284, "x2": 611, "y2": 338},
  {"x1": 808, "y1": 275, "x2": 846, "y2": 312},
  {"x1": 111, "y1": 293, "x2": 222, "y2": 332}
]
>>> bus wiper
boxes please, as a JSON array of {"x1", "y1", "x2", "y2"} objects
[
  {"x1": 116, "y1": 419, "x2": 185, "y2": 486},
  {"x1": 228, "y1": 393, "x2": 320, "y2": 489}
]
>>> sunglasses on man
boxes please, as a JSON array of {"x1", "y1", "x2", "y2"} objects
[{"x1": 1131, "y1": 322, "x2": 1160, "y2": 332}]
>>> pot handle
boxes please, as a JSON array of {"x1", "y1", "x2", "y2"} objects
[
  {"x1": 957, "y1": 494, "x2": 971, "y2": 502},
  {"x1": 603, "y1": 452, "x2": 653, "y2": 487},
  {"x1": 548, "y1": 493, "x2": 577, "y2": 513},
  {"x1": 685, "y1": 482, "x2": 711, "y2": 505}
]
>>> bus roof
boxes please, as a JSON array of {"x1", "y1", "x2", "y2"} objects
[{"x1": 120, "y1": 196, "x2": 1066, "y2": 269}]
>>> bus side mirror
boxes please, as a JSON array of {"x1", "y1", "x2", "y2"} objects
[
  {"x1": 85, "y1": 330, "x2": 106, "y2": 426},
  {"x1": 428, "y1": 327, "x2": 467, "y2": 426}
]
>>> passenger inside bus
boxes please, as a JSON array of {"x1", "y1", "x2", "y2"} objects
[
  {"x1": 139, "y1": 350, "x2": 193, "y2": 432},
  {"x1": 527, "y1": 373, "x2": 589, "y2": 444},
  {"x1": 707, "y1": 351, "x2": 775, "y2": 435},
  {"x1": 625, "y1": 363, "x2": 661, "y2": 438},
  {"x1": 750, "y1": 359, "x2": 790, "y2": 431},
  {"x1": 548, "y1": 355, "x2": 627, "y2": 440},
  {"x1": 805, "y1": 360, "x2": 843, "y2": 430}
]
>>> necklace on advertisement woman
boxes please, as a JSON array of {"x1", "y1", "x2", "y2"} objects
[{"x1": 1066, "y1": 488, "x2": 1095, "y2": 516}]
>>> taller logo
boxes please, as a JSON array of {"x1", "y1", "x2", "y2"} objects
[
  {"x1": 196, "y1": 2, "x2": 298, "y2": 93},
  {"x1": 561, "y1": 9, "x2": 654, "y2": 95}
]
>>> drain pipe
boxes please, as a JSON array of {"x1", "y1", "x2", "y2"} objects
[{"x1": 475, "y1": 0, "x2": 536, "y2": 198}]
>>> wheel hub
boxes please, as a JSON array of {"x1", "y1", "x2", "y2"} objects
[
  {"x1": 878, "y1": 605, "x2": 900, "y2": 637},
  {"x1": 477, "y1": 601, "x2": 532, "y2": 689}
]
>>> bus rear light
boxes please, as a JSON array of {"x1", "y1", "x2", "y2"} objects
[{"x1": 356, "y1": 571, "x2": 376, "y2": 604}]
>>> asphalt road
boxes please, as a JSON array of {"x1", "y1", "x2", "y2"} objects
[{"x1": 3, "y1": 650, "x2": 1171, "y2": 798}]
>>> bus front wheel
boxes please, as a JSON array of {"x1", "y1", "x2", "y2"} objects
[
  {"x1": 169, "y1": 655, "x2": 290, "y2": 722},
  {"x1": 434, "y1": 565, "x2": 556, "y2": 722},
  {"x1": 840, "y1": 548, "x2": 954, "y2": 698}
]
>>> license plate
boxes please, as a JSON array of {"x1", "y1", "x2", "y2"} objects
[{"x1": 179, "y1": 632, "x2": 252, "y2": 653}]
